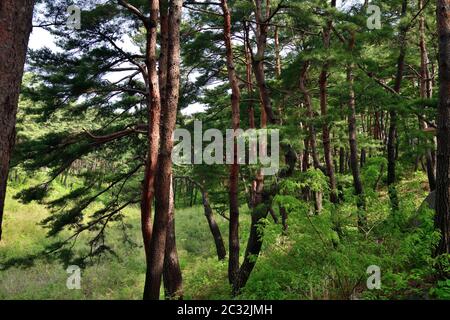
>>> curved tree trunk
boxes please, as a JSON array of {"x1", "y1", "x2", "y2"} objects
[
  {"x1": 233, "y1": 204, "x2": 268, "y2": 295},
  {"x1": 175, "y1": 176, "x2": 227, "y2": 261},
  {"x1": 203, "y1": 191, "x2": 227, "y2": 261},
  {"x1": 0, "y1": 0, "x2": 35, "y2": 241}
]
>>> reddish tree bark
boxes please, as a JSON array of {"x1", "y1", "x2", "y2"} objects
[
  {"x1": 139, "y1": 0, "x2": 161, "y2": 280},
  {"x1": 0, "y1": 0, "x2": 34, "y2": 241},
  {"x1": 220, "y1": 0, "x2": 241, "y2": 285},
  {"x1": 144, "y1": 0, "x2": 182, "y2": 300},
  {"x1": 244, "y1": 35, "x2": 256, "y2": 129},
  {"x1": 250, "y1": 0, "x2": 277, "y2": 124},
  {"x1": 159, "y1": 0, "x2": 183, "y2": 300}
]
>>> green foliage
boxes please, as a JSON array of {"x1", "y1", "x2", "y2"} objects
[
  {"x1": 430, "y1": 279, "x2": 450, "y2": 300},
  {"x1": 2, "y1": 0, "x2": 448, "y2": 301}
]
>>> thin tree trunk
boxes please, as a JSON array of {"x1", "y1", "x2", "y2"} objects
[
  {"x1": 374, "y1": 112, "x2": 381, "y2": 140},
  {"x1": 220, "y1": 0, "x2": 241, "y2": 285},
  {"x1": 435, "y1": 0, "x2": 450, "y2": 255},
  {"x1": 299, "y1": 61, "x2": 323, "y2": 214},
  {"x1": 202, "y1": 189, "x2": 227, "y2": 261},
  {"x1": 387, "y1": 0, "x2": 408, "y2": 211},
  {"x1": 141, "y1": 0, "x2": 161, "y2": 285},
  {"x1": 274, "y1": 26, "x2": 281, "y2": 78},
  {"x1": 347, "y1": 35, "x2": 367, "y2": 230},
  {"x1": 268, "y1": 207, "x2": 278, "y2": 223},
  {"x1": 0, "y1": 0, "x2": 35, "y2": 241},
  {"x1": 299, "y1": 61, "x2": 321, "y2": 169},
  {"x1": 244, "y1": 28, "x2": 256, "y2": 129},
  {"x1": 302, "y1": 136, "x2": 310, "y2": 172},
  {"x1": 250, "y1": 0, "x2": 277, "y2": 124},
  {"x1": 339, "y1": 147, "x2": 345, "y2": 174},
  {"x1": 319, "y1": 0, "x2": 338, "y2": 204},
  {"x1": 176, "y1": 176, "x2": 227, "y2": 261},
  {"x1": 280, "y1": 206, "x2": 288, "y2": 232},
  {"x1": 189, "y1": 183, "x2": 194, "y2": 207},
  {"x1": 419, "y1": 0, "x2": 437, "y2": 191}
]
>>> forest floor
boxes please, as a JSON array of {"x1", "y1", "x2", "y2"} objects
[
  {"x1": 0, "y1": 171, "x2": 449, "y2": 300},
  {"x1": 0, "y1": 184, "x2": 238, "y2": 299}
]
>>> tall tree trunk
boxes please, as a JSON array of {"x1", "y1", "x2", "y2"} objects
[
  {"x1": 0, "y1": 0, "x2": 35, "y2": 241},
  {"x1": 244, "y1": 31, "x2": 259, "y2": 215},
  {"x1": 347, "y1": 35, "x2": 367, "y2": 230},
  {"x1": 233, "y1": 91, "x2": 268, "y2": 293},
  {"x1": 141, "y1": 0, "x2": 161, "y2": 286},
  {"x1": 144, "y1": 0, "x2": 182, "y2": 300},
  {"x1": 319, "y1": 0, "x2": 338, "y2": 204},
  {"x1": 435, "y1": 0, "x2": 450, "y2": 255},
  {"x1": 160, "y1": 0, "x2": 182, "y2": 300},
  {"x1": 220, "y1": 0, "x2": 241, "y2": 285},
  {"x1": 419, "y1": 0, "x2": 437, "y2": 191},
  {"x1": 232, "y1": 1, "x2": 278, "y2": 294},
  {"x1": 387, "y1": 0, "x2": 408, "y2": 211},
  {"x1": 300, "y1": 61, "x2": 323, "y2": 212}
]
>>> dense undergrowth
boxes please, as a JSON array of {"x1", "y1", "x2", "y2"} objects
[{"x1": 0, "y1": 168, "x2": 449, "y2": 300}]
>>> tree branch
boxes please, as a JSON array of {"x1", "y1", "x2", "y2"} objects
[{"x1": 117, "y1": 0, "x2": 152, "y2": 29}]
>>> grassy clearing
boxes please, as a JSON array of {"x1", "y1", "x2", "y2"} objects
[{"x1": 0, "y1": 184, "x2": 241, "y2": 300}]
